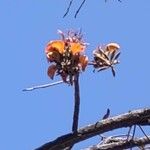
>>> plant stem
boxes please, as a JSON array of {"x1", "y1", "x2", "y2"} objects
[
  {"x1": 72, "y1": 73, "x2": 80, "y2": 132},
  {"x1": 67, "y1": 73, "x2": 80, "y2": 150}
]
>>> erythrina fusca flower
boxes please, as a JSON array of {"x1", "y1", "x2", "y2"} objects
[
  {"x1": 45, "y1": 30, "x2": 88, "y2": 84},
  {"x1": 92, "y1": 43, "x2": 120, "y2": 77}
]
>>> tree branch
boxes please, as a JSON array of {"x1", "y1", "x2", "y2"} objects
[
  {"x1": 74, "y1": 0, "x2": 86, "y2": 18},
  {"x1": 63, "y1": 0, "x2": 86, "y2": 18},
  {"x1": 63, "y1": 0, "x2": 74, "y2": 18},
  {"x1": 35, "y1": 108, "x2": 150, "y2": 150},
  {"x1": 84, "y1": 136, "x2": 150, "y2": 150}
]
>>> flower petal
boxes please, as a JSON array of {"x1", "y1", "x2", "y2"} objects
[
  {"x1": 79, "y1": 55, "x2": 88, "y2": 71},
  {"x1": 46, "y1": 50, "x2": 61, "y2": 63},
  {"x1": 45, "y1": 40, "x2": 65, "y2": 54},
  {"x1": 70, "y1": 42, "x2": 86, "y2": 55},
  {"x1": 47, "y1": 65, "x2": 57, "y2": 79},
  {"x1": 105, "y1": 43, "x2": 120, "y2": 53}
]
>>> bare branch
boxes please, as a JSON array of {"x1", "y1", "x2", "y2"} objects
[
  {"x1": 63, "y1": 0, "x2": 74, "y2": 18},
  {"x1": 105, "y1": 0, "x2": 122, "y2": 2},
  {"x1": 138, "y1": 125, "x2": 150, "y2": 141},
  {"x1": 84, "y1": 136, "x2": 150, "y2": 150},
  {"x1": 74, "y1": 0, "x2": 86, "y2": 18},
  {"x1": 63, "y1": 0, "x2": 121, "y2": 18},
  {"x1": 63, "y1": 0, "x2": 86, "y2": 18},
  {"x1": 35, "y1": 108, "x2": 150, "y2": 150},
  {"x1": 132, "y1": 125, "x2": 136, "y2": 140},
  {"x1": 22, "y1": 80, "x2": 64, "y2": 91},
  {"x1": 126, "y1": 126, "x2": 132, "y2": 141}
]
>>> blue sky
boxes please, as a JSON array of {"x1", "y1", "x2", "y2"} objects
[{"x1": 0, "y1": 0, "x2": 150, "y2": 150}]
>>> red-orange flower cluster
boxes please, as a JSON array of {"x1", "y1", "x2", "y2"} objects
[{"x1": 45, "y1": 30, "x2": 88, "y2": 84}]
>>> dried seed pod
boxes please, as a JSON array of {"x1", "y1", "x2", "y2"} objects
[{"x1": 92, "y1": 43, "x2": 120, "y2": 77}]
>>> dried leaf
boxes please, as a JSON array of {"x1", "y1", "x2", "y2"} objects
[
  {"x1": 94, "y1": 52, "x2": 108, "y2": 63},
  {"x1": 100, "y1": 49, "x2": 109, "y2": 60},
  {"x1": 46, "y1": 50, "x2": 61, "y2": 63},
  {"x1": 106, "y1": 43, "x2": 120, "y2": 53},
  {"x1": 47, "y1": 65, "x2": 57, "y2": 79}
]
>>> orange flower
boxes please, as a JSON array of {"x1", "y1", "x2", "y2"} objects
[
  {"x1": 45, "y1": 30, "x2": 88, "y2": 84},
  {"x1": 45, "y1": 40, "x2": 86, "y2": 60}
]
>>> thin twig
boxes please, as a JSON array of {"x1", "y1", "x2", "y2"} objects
[
  {"x1": 63, "y1": 0, "x2": 74, "y2": 18},
  {"x1": 129, "y1": 125, "x2": 136, "y2": 150},
  {"x1": 105, "y1": 0, "x2": 122, "y2": 2},
  {"x1": 132, "y1": 125, "x2": 136, "y2": 140},
  {"x1": 22, "y1": 80, "x2": 64, "y2": 91},
  {"x1": 127, "y1": 126, "x2": 132, "y2": 141},
  {"x1": 102, "y1": 108, "x2": 110, "y2": 119},
  {"x1": 74, "y1": 0, "x2": 86, "y2": 18},
  {"x1": 63, "y1": 0, "x2": 121, "y2": 18},
  {"x1": 138, "y1": 125, "x2": 150, "y2": 141}
]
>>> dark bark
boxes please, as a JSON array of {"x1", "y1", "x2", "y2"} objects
[{"x1": 35, "y1": 108, "x2": 150, "y2": 150}]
